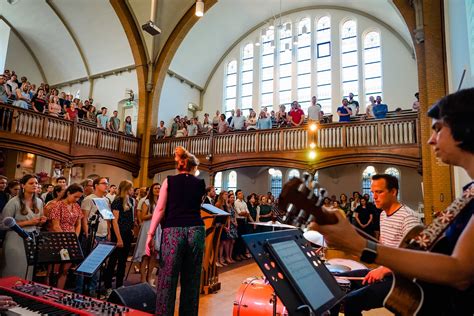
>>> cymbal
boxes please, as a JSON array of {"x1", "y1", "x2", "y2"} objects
[
  {"x1": 303, "y1": 230, "x2": 325, "y2": 247},
  {"x1": 325, "y1": 263, "x2": 351, "y2": 274},
  {"x1": 251, "y1": 221, "x2": 296, "y2": 228}
]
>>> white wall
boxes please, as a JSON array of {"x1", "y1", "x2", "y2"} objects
[
  {"x1": 445, "y1": 0, "x2": 474, "y2": 196},
  {"x1": 0, "y1": 21, "x2": 10, "y2": 72},
  {"x1": 157, "y1": 75, "x2": 201, "y2": 134},
  {"x1": 445, "y1": 0, "x2": 474, "y2": 92},
  {"x1": 202, "y1": 8, "x2": 418, "y2": 117},
  {"x1": 5, "y1": 31, "x2": 43, "y2": 84},
  {"x1": 91, "y1": 70, "x2": 138, "y2": 114}
]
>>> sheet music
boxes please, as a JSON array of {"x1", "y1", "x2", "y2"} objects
[
  {"x1": 75, "y1": 243, "x2": 115, "y2": 276},
  {"x1": 271, "y1": 240, "x2": 334, "y2": 311}
]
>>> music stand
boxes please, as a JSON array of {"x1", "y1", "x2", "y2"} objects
[
  {"x1": 24, "y1": 232, "x2": 84, "y2": 280},
  {"x1": 75, "y1": 242, "x2": 116, "y2": 297},
  {"x1": 243, "y1": 229, "x2": 345, "y2": 316}
]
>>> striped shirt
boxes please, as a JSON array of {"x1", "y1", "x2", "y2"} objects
[{"x1": 380, "y1": 205, "x2": 421, "y2": 247}]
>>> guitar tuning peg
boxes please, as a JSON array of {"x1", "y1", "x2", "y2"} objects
[
  {"x1": 286, "y1": 203, "x2": 295, "y2": 214},
  {"x1": 302, "y1": 172, "x2": 312, "y2": 183},
  {"x1": 298, "y1": 183, "x2": 306, "y2": 193}
]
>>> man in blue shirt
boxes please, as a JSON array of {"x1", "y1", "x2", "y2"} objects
[
  {"x1": 337, "y1": 98, "x2": 352, "y2": 122},
  {"x1": 373, "y1": 96, "x2": 388, "y2": 119}
]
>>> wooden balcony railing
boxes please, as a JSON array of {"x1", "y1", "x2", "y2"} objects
[
  {"x1": 0, "y1": 104, "x2": 141, "y2": 175},
  {"x1": 149, "y1": 113, "x2": 421, "y2": 174}
]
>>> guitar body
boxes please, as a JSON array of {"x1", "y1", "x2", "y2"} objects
[{"x1": 384, "y1": 226, "x2": 474, "y2": 315}]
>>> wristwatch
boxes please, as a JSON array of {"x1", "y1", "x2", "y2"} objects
[{"x1": 360, "y1": 240, "x2": 378, "y2": 264}]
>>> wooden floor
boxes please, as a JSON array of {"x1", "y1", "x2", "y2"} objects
[
  {"x1": 126, "y1": 259, "x2": 393, "y2": 315},
  {"x1": 196, "y1": 261, "x2": 392, "y2": 316}
]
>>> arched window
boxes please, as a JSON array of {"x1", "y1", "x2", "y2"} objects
[
  {"x1": 297, "y1": 18, "x2": 312, "y2": 111},
  {"x1": 214, "y1": 172, "x2": 222, "y2": 194},
  {"x1": 316, "y1": 16, "x2": 331, "y2": 114},
  {"x1": 260, "y1": 27, "x2": 275, "y2": 109},
  {"x1": 341, "y1": 20, "x2": 359, "y2": 98},
  {"x1": 385, "y1": 167, "x2": 400, "y2": 199},
  {"x1": 227, "y1": 171, "x2": 237, "y2": 192},
  {"x1": 364, "y1": 31, "x2": 382, "y2": 102},
  {"x1": 314, "y1": 170, "x2": 319, "y2": 183},
  {"x1": 288, "y1": 169, "x2": 300, "y2": 179},
  {"x1": 225, "y1": 60, "x2": 237, "y2": 117},
  {"x1": 362, "y1": 165, "x2": 376, "y2": 197},
  {"x1": 241, "y1": 44, "x2": 254, "y2": 117},
  {"x1": 279, "y1": 22, "x2": 293, "y2": 105},
  {"x1": 270, "y1": 169, "x2": 283, "y2": 197}
]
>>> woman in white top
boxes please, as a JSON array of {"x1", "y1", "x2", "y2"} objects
[
  {"x1": 0, "y1": 174, "x2": 46, "y2": 280},
  {"x1": 133, "y1": 183, "x2": 162, "y2": 284},
  {"x1": 246, "y1": 110, "x2": 258, "y2": 130}
]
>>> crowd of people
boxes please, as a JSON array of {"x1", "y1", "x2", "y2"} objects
[
  {"x1": 0, "y1": 69, "x2": 134, "y2": 136},
  {"x1": 157, "y1": 93, "x2": 418, "y2": 139}
]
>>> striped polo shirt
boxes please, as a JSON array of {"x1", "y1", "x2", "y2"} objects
[{"x1": 380, "y1": 204, "x2": 421, "y2": 247}]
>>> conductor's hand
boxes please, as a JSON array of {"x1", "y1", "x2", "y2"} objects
[
  {"x1": 308, "y1": 210, "x2": 365, "y2": 256},
  {"x1": 0, "y1": 296, "x2": 17, "y2": 310},
  {"x1": 363, "y1": 266, "x2": 392, "y2": 285},
  {"x1": 145, "y1": 233, "x2": 154, "y2": 257}
]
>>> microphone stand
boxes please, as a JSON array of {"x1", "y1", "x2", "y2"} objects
[{"x1": 82, "y1": 209, "x2": 102, "y2": 295}]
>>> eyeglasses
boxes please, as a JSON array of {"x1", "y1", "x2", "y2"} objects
[{"x1": 99, "y1": 182, "x2": 109, "y2": 186}]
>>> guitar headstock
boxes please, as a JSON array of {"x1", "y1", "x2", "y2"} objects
[{"x1": 278, "y1": 173, "x2": 337, "y2": 227}]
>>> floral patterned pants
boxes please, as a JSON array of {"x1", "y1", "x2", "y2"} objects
[{"x1": 155, "y1": 226, "x2": 205, "y2": 316}]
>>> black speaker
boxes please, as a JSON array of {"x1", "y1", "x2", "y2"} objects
[{"x1": 108, "y1": 282, "x2": 156, "y2": 313}]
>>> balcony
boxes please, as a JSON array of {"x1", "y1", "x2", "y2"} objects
[
  {"x1": 149, "y1": 112, "x2": 420, "y2": 176},
  {"x1": 0, "y1": 104, "x2": 141, "y2": 176}
]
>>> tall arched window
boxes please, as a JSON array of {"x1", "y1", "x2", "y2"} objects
[
  {"x1": 314, "y1": 170, "x2": 319, "y2": 183},
  {"x1": 214, "y1": 172, "x2": 222, "y2": 194},
  {"x1": 362, "y1": 165, "x2": 376, "y2": 197},
  {"x1": 385, "y1": 167, "x2": 400, "y2": 199},
  {"x1": 297, "y1": 18, "x2": 312, "y2": 111},
  {"x1": 288, "y1": 169, "x2": 300, "y2": 179},
  {"x1": 225, "y1": 60, "x2": 237, "y2": 116},
  {"x1": 270, "y1": 169, "x2": 283, "y2": 197},
  {"x1": 279, "y1": 22, "x2": 293, "y2": 105},
  {"x1": 241, "y1": 44, "x2": 254, "y2": 117},
  {"x1": 316, "y1": 16, "x2": 332, "y2": 114},
  {"x1": 260, "y1": 27, "x2": 275, "y2": 109},
  {"x1": 364, "y1": 31, "x2": 382, "y2": 102},
  {"x1": 227, "y1": 170, "x2": 237, "y2": 192},
  {"x1": 341, "y1": 20, "x2": 359, "y2": 98}
]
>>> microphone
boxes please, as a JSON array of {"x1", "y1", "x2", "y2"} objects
[{"x1": 2, "y1": 217, "x2": 32, "y2": 241}]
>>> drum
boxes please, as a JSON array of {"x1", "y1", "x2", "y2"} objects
[
  {"x1": 335, "y1": 277, "x2": 351, "y2": 293},
  {"x1": 325, "y1": 258, "x2": 368, "y2": 273},
  {"x1": 233, "y1": 277, "x2": 288, "y2": 316}
]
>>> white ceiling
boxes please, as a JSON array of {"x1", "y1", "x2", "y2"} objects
[
  {"x1": 171, "y1": 0, "x2": 413, "y2": 88},
  {"x1": 0, "y1": 0, "x2": 134, "y2": 85},
  {"x1": 1, "y1": 0, "x2": 412, "y2": 89}
]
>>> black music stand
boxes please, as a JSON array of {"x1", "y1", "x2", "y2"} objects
[
  {"x1": 75, "y1": 242, "x2": 116, "y2": 297},
  {"x1": 24, "y1": 232, "x2": 84, "y2": 281},
  {"x1": 243, "y1": 229, "x2": 345, "y2": 316}
]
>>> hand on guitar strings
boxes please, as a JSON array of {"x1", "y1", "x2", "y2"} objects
[{"x1": 308, "y1": 210, "x2": 366, "y2": 257}]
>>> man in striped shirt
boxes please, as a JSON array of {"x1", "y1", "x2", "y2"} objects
[{"x1": 330, "y1": 174, "x2": 420, "y2": 315}]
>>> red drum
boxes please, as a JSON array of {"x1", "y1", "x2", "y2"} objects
[{"x1": 233, "y1": 277, "x2": 288, "y2": 316}]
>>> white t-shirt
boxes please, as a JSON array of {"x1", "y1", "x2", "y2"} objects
[
  {"x1": 106, "y1": 193, "x2": 116, "y2": 203},
  {"x1": 380, "y1": 205, "x2": 420, "y2": 247},
  {"x1": 137, "y1": 197, "x2": 147, "y2": 212},
  {"x1": 307, "y1": 104, "x2": 321, "y2": 121},
  {"x1": 81, "y1": 194, "x2": 109, "y2": 237}
]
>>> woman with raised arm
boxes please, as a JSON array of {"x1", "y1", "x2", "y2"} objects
[{"x1": 146, "y1": 146, "x2": 205, "y2": 316}]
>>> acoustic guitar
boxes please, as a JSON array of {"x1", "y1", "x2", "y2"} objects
[{"x1": 278, "y1": 176, "x2": 474, "y2": 316}]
